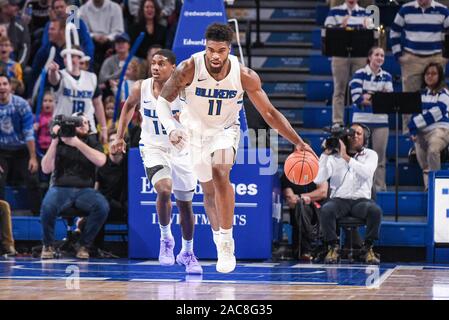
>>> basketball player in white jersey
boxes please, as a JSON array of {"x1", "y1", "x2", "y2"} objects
[
  {"x1": 111, "y1": 49, "x2": 218, "y2": 274},
  {"x1": 156, "y1": 23, "x2": 314, "y2": 273},
  {"x1": 47, "y1": 45, "x2": 108, "y2": 145}
]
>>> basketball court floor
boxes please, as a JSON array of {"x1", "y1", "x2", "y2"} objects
[{"x1": 1, "y1": 258, "x2": 449, "y2": 300}]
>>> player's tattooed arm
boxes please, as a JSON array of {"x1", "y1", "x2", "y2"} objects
[
  {"x1": 160, "y1": 58, "x2": 195, "y2": 102},
  {"x1": 241, "y1": 66, "x2": 314, "y2": 155}
]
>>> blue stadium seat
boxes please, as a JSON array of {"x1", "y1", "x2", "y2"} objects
[
  {"x1": 305, "y1": 80, "x2": 333, "y2": 101},
  {"x1": 377, "y1": 191, "x2": 427, "y2": 216},
  {"x1": 302, "y1": 105, "x2": 332, "y2": 128},
  {"x1": 315, "y1": 5, "x2": 329, "y2": 26},
  {"x1": 311, "y1": 28, "x2": 322, "y2": 50},
  {"x1": 309, "y1": 54, "x2": 332, "y2": 75}
]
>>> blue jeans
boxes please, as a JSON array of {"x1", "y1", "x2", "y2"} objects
[{"x1": 40, "y1": 187, "x2": 109, "y2": 247}]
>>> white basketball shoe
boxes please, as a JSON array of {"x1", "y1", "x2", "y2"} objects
[{"x1": 216, "y1": 239, "x2": 236, "y2": 273}]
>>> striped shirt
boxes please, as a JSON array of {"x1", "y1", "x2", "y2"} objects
[
  {"x1": 390, "y1": 0, "x2": 449, "y2": 58},
  {"x1": 350, "y1": 65, "x2": 394, "y2": 126},
  {"x1": 408, "y1": 87, "x2": 449, "y2": 134},
  {"x1": 324, "y1": 3, "x2": 369, "y2": 28}
]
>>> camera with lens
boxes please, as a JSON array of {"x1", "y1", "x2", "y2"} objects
[
  {"x1": 323, "y1": 126, "x2": 355, "y2": 155},
  {"x1": 50, "y1": 115, "x2": 83, "y2": 138}
]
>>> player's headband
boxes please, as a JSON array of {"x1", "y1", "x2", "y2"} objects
[{"x1": 60, "y1": 48, "x2": 85, "y2": 59}]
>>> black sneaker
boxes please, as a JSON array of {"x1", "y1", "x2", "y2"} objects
[{"x1": 324, "y1": 244, "x2": 340, "y2": 264}]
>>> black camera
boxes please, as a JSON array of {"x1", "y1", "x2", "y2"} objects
[
  {"x1": 51, "y1": 115, "x2": 83, "y2": 138},
  {"x1": 323, "y1": 126, "x2": 355, "y2": 155}
]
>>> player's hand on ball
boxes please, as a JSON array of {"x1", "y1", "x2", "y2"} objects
[
  {"x1": 110, "y1": 138, "x2": 126, "y2": 154},
  {"x1": 295, "y1": 141, "x2": 317, "y2": 159},
  {"x1": 169, "y1": 129, "x2": 188, "y2": 151}
]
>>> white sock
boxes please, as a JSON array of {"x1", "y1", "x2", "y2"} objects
[
  {"x1": 219, "y1": 227, "x2": 233, "y2": 242},
  {"x1": 159, "y1": 223, "x2": 173, "y2": 240},
  {"x1": 182, "y1": 238, "x2": 193, "y2": 253},
  {"x1": 212, "y1": 229, "x2": 220, "y2": 246}
]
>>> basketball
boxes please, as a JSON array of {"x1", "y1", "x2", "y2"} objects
[{"x1": 284, "y1": 150, "x2": 319, "y2": 185}]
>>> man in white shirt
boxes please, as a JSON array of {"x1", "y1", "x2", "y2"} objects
[{"x1": 314, "y1": 123, "x2": 382, "y2": 264}]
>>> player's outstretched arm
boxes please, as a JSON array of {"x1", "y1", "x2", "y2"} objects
[
  {"x1": 111, "y1": 80, "x2": 142, "y2": 154},
  {"x1": 157, "y1": 58, "x2": 195, "y2": 149},
  {"x1": 241, "y1": 66, "x2": 314, "y2": 155}
]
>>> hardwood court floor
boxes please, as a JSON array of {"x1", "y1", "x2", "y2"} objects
[{"x1": 0, "y1": 258, "x2": 448, "y2": 300}]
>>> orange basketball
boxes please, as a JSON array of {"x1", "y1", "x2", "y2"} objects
[{"x1": 284, "y1": 150, "x2": 319, "y2": 185}]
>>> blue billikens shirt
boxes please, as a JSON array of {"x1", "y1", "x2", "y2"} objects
[
  {"x1": 390, "y1": 0, "x2": 449, "y2": 59},
  {"x1": 0, "y1": 94, "x2": 34, "y2": 150},
  {"x1": 409, "y1": 87, "x2": 449, "y2": 135},
  {"x1": 350, "y1": 65, "x2": 394, "y2": 127},
  {"x1": 324, "y1": 3, "x2": 369, "y2": 28}
]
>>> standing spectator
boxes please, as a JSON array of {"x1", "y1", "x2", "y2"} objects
[
  {"x1": 34, "y1": 90, "x2": 54, "y2": 154},
  {"x1": 97, "y1": 95, "x2": 115, "y2": 154},
  {"x1": 28, "y1": 17, "x2": 66, "y2": 99},
  {"x1": 128, "y1": 0, "x2": 167, "y2": 59},
  {"x1": 98, "y1": 33, "x2": 135, "y2": 93},
  {"x1": 350, "y1": 46, "x2": 393, "y2": 191},
  {"x1": 40, "y1": 112, "x2": 109, "y2": 259},
  {"x1": 325, "y1": 0, "x2": 371, "y2": 127},
  {"x1": 21, "y1": 0, "x2": 51, "y2": 61},
  {"x1": 47, "y1": 45, "x2": 108, "y2": 145},
  {"x1": 79, "y1": 0, "x2": 124, "y2": 73},
  {"x1": 0, "y1": 74, "x2": 41, "y2": 215},
  {"x1": 0, "y1": 0, "x2": 32, "y2": 67},
  {"x1": 0, "y1": 35, "x2": 23, "y2": 95},
  {"x1": 41, "y1": 0, "x2": 95, "y2": 67},
  {"x1": 0, "y1": 199, "x2": 15, "y2": 255},
  {"x1": 390, "y1": 0, "x2": 449, "y2": 134},
  {"x1": 409, "y1": 63, "x2": 449, "y2": 190}
]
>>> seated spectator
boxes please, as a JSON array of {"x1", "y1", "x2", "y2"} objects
[
  {"x1": 0, "y1": 74, "x2": 41, "y2": 215},
  {"x1": 349, "y1": 46, "x2": 393, "y2": 192},
  {"x1": 34, "y1": 90, "x2": 54, "y2": 155},
  {"x1": 0, "y1": 199, "x2": 16, "y2": 256},
  {"x1": 92, "y1": 130, "x2": 127, "y2": 251},
  {"x1": 0, "y1": 35, "x2": 23, "y2": 95},
  {"x1": 79, "y1": 0, "x2": 124, "y2": 73},
  {"x1": 47, "y1": 45, "x2": 108, "y2": 145},
  {"x1": 324, "y1": 0, "x2": 371, "y2": 127},
  {"x1": 408, "y1": 62, "x2": 449, "y2": 190},
  {"x1": 281, "y1": 167, "x2": 328, "y2": 260},
  {"x1": 0, "y1": 0, "x2": 31, "y2": 66},
  {"x1": 128, "y1": 0, "x2": 167, "y2": 59},
  {"x1": 98, "y1": 33, "x2": 135, "y2": 95},
  {"x1": 41, "y1": 0, "x2": 94, "y2": 67},
  {"x1": 97, "y1": 95, "x2": 116, "y2": 154},
  {"x1": 314, "y1": 123, "x2": 382, "y2": 264},
  {"x1": 40, "y1": 112, "x2": 109, "y2": 259}
]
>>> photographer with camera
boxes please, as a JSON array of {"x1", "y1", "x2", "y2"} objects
[
  {"x1": 315, "y1": 123, "x2": 382, "y2": 264},
  {"x1": 39, "y1": 112, "x2": 109, "y2": 259}
]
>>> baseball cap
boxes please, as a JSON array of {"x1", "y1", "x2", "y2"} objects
[{"x1": 114, "y1": 33, "x2": 130, "y2": 43}]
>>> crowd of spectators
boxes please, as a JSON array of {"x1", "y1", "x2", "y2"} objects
[{"x1": 0, "y1": 0, "x2": 180, "y2": 256}]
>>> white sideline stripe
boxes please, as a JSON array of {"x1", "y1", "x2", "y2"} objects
[
  {"x1": 141, "y1": 201, "x2": 258, "y2": 208},
  {"x1": 0, "y1": 276, "x2": 108, "y2": 280},
  {"x1": 130, "y1": 278, "x2": 181, "y2": 282}
]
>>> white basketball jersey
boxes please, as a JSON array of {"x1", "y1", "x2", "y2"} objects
[
  {"x1": 53, "y1": 69, "x2": 98, "y2": 133},
  {"x1": 180, "y1": 51, "x2": 244, "y2": 135},
  {"x1": 139, "y1": 78, "x2": 182, "y2": 147}
]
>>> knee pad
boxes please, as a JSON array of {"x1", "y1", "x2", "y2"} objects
[
  {"x1": 146, "y1": 165, "x2": 171, "y2": 186},
  {"x1": 173, "y1": 189, "x2": 194, "y2": 202}
]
